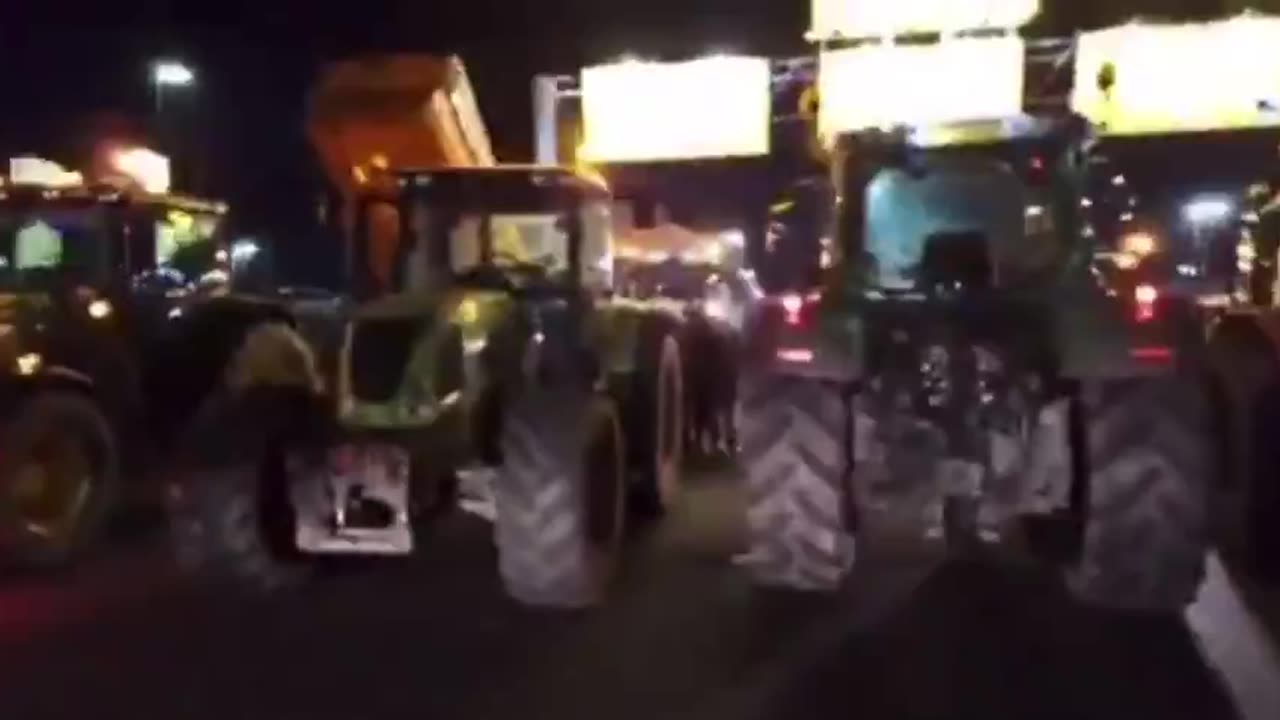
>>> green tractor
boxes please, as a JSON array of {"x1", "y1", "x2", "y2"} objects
[
  {"x1": 168, "y1": 166, "x2": 686, "y2": 607},
  {"x1": 737, "y1": 116, "x2": 1225, "y2": 612}
]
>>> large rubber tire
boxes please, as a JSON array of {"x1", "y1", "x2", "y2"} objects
[
  {"x1": 738, "y1": 372, "x2": 856, "y2": 591},
  {"x1": 631, "y1": 334, "x2": 684, "y2": 515},
  {"x1": 0, "y1": 392, "x2": 119, "y2": 571},
  {"x1": 168, "y1": 388, "x2": 321, "y2": 592},
  {"x1": 1063, "y1": 379, "x2": 1211, "y2": 612},
  {"x1": 494, "y1": 388, "x2": 626, "y2": 608}
]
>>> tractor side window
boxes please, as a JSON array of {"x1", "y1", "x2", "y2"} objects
[
  {"x1": 0, "y1": 205, "x2": 108, "y2": 289},
  {"x1": 14, "y1": 220, "x2": 63, "y2": 269},
  {"x1": 579, "y1": 200, "x2": 613, "y2": 291}
]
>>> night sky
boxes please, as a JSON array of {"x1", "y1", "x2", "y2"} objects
[{"x1": 0, "y1": 0, "x2": 1246, "y2": 283}]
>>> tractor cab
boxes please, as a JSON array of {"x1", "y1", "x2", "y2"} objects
[{"x1": 0, "y1": 156, "x2": 235, "y2": 352}]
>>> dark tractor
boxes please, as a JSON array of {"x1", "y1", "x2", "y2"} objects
[
  {"x1": 736, "y1": 116, "x2": 1233, "y2": 612},
  {"x1": 0, "y1": 176, "x2": 327, "y2": 571},
  {"x1": 168, "y1": 166, "x2": 687, "y2": 607}
]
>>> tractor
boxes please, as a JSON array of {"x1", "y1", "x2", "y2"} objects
[
  {"x1": 168, "y1": 165, "x2": 687, "y2": 607},
  {"x1": 737, "y1": 115, "x2": 1225, "y2": 611}
]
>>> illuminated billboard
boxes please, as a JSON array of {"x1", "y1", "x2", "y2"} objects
[
  {"x1": 580, "y1": 55, "x2": 771, "y2": 163},
  {"x1": 1072, "y1": 15, "x2": 1280, "y2": 135},
  {"x1": 818, "y1": 36, "x2": 1025, "y2": 139},
  {"x1": 810, "y1": 0, "x2": 1039, "y2": 39}
]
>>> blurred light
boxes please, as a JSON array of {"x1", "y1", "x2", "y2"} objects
[
  {"x1": 1120, "y1": 211, "x2": 1134, "y2": 221},
  {"x1": 776, "y1": 347, "x2": 815, "y2": 363},
  {"x1": 1112, "y1": 174, "x2": 1126, "y2": 186},
  {"x1": 1177, "y1": 263, "x2": 1199, "y2": 277},
  {"x1": 457, "y1": 298, "x2": 479, "y2": 324},
  {"x1": 1073, "y1": 15, "x2": 1280, "y2": 135},
  {"x1": 810, "y1": 0, "x2": 1039, "y2": 38},
  {"x1": 704, "y1": 298, "x2": 729, "y2": 321},
  {"x1": 16, "y1": 352, "x2": 41, "y2": 376},
  {"x1": 230, "y1": 240, "x2": 261, "y2": 264},
  {"x1": 720, "y1": 229, "x2": 745, "y2": 247},
  {"x1": 1080, "y1": 197, "x2": 1093, "y2": 208},
  {"x1": 87, "y1": 299, "x2": 113, "y2": 320},
  {"x1": 111, "y1": 147, "x2": 171, "y2": 193},
  {"x1": 1025, "y1": 204, "x2": 1044, "y2": 218},
  {"x1": 580, "y1": 55, "x2": 771, "y2": 162},
  {"x1": 215, "y1": 248, "x2": 229, "y2": 263},
  {"x1": 168, "y1": 306, "x2": 184, "y2": 320},
  {"x1": 1183, "y1": 196, "x2": 1233, "y2": 225},
  {"x1": 153, "y1": 60, "x2": 195, "y2": 87},
  {"x1": 1114, "y1": 252, "x2": 1140, "y2": 270},
  {"x1": 1121, "y1": 232, "x2": 1157, "y2": 256},
  {"x1": 818, "y1": 37, "x2": 1024, "y2": 138},
  {"x1": 1135, "y1": 283, "x2": 1158, "y2": 322},
  {"x1": 1243, "y1": 211, "x2": 1261, "y2": 224}
]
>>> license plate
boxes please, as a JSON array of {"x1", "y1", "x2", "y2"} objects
[{"x1": 294, "y1": 443, "x2": 414, "y2": 555}]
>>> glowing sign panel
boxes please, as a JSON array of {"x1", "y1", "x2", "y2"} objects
[
  {"x1": 580, "y1": 55, "x2": 771, "y2": 163},
  {"x1": 818, "y1": 37, "x2": 1024, "y2": 138},
  {"x1": 8, "y1": 157, "x2": 83, "y2": 187},
  {"x1": 1073, "y1": 16, "x2": 1280, "y2": 135},
  {"x1": 810, "y1": 0, "x2": 1039, "y2": 39}
]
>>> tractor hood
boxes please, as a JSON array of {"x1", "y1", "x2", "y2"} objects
[{"x1": 339, "y1": 287, "x2": 516, "y2": 428}]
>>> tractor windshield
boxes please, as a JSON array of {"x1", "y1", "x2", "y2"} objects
[
  {"x1": 353, "y1": 171, "x2": 613, "y2": 297},
  {"x1": 844, "y1": 138, "x2": 1073, "y2": 291}
]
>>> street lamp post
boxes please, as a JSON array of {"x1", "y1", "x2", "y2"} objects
[{"x1": 150, "y1": 59, "x2": 196, "y2": 190}]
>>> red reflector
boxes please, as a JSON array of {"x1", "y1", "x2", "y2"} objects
[
  {"x1": 776, "y1": 348, "x2": 815, "y2": 363},
  {"x1": 1130, "y1": 346, "x2": 1174, "y2": 363}
]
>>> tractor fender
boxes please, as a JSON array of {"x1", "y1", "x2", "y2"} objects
[
  {"x1": 1205, "y1": 312, "x2": 1280, "y2": 483},
  {"x1": 224, "y1": 322, "x2": 325, "y2": 395},
  {"x1": 165, "y1": 296, "x2": 325, "y2": 431},
  {"x1": 589, "y1": 302, "x2": 683, "y2": 379}
]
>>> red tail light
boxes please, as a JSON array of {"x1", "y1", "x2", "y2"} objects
[
  {"x1": 1134, "y1": 283, "x2": 1158, "y2": 323},
  {"x1": 776, "y1": 291, "x2": 822, "y2": 326}
]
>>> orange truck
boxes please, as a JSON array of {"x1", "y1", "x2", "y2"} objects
[{"x1": 306, "y1": 54, "x2": 495, "y2": 285}]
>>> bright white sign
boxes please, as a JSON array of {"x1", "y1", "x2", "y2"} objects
[
  {"x1": 818, "y1": 36, "x2": 1025, "y2": 138},
  {"x1": 8, "y1": 157, "x2": 83, "y2": 187},
  {"x1": 580, "y1": 55, "x2": 771, "y2": 163},
  {"x1": 1072, "y1": 15, "x2": 1280, "y2": 135},
  {"x1": 810, "y1": 0, "x2": 1039, "y2": 39}
]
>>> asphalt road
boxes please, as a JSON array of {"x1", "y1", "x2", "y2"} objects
[{"x1": 2, "y1": 470, "x2": 1280, "y2": 720}]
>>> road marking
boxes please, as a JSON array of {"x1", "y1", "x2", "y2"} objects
[{"x1": 1185, "y1": 553, "x2": 1280, "y2": 720}]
